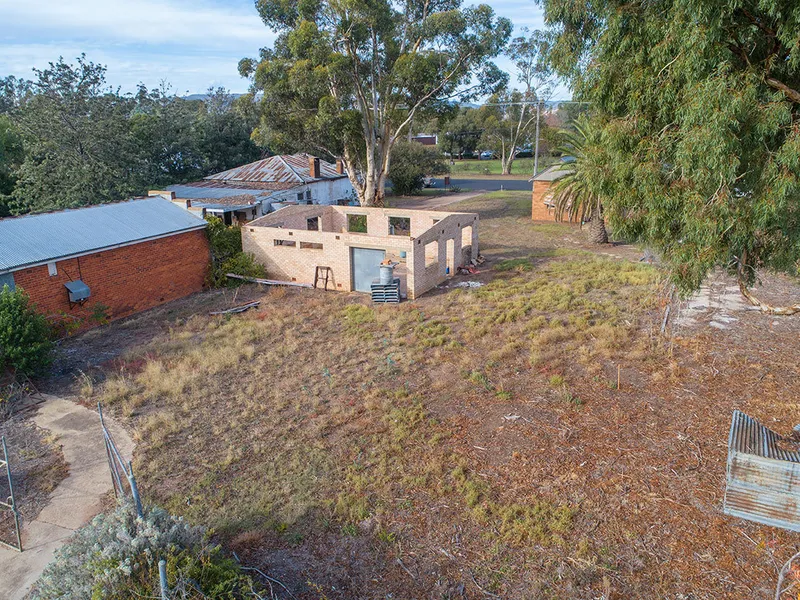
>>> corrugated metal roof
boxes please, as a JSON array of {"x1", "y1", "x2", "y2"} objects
[
  {"x1": 205, "y1": 153, "x2": 345, "y2": 184},
  {"x1": 531, "y1": 165, "x2": 573, "y2": 182},
  {"x1": 723, "y1": 410, "x2": 800, "y2": 531},
  {"x1": 0, "y1": 198, "x2": 207, "y2": 274},
  {"x1": 728, "y1": 410, "x2": 800, "y2": 462}
]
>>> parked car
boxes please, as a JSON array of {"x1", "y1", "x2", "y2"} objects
[
  {"x1": 423, "y1": 176, "x2": 435, "y2": 187},
  {"x1": 479, "y1": 150, "x2": 494, "y2": 160}
]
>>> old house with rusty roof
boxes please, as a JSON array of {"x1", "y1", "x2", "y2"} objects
[{"x1": 160, "y1": 154, "x2": 356, "y2": 224}]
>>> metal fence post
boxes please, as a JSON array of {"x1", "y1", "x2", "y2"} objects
[
  {"x1": 0, "y1": 436, "x2": 22, "y2": 552},
  {"x1": 159, "y1": 559, "x2": 169, "y2": 599},
  {"x1": 127, "y1": 461, "x2": 144, "y2": 519}
]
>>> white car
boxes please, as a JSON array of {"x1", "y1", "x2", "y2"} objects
[
  {"x1": 423, "y1": 176, "x2": 435, "y2": 187},
  {"x1": 479, "y1": 150, "x2": 494, "y2": 160}
]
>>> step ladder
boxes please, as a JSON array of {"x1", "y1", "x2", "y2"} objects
[{"x1": 314, "y1": 266, "x2": 333, "y2": 290}]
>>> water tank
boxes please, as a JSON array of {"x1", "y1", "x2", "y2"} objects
[{"x1": 379, "y1": 262, "x2": 396, "y2": 285}]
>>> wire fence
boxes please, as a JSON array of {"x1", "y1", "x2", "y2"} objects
[{"x1": 0, "y1": 435, "x2": 22, "y2": 552}]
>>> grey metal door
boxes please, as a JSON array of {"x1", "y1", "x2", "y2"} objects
[{"x1": 351, "y1": 247, "x2": 385, "y2": 292}]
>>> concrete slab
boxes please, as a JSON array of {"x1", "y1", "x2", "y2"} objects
[{"x1": 0, "y1": 395, "x2": 133, "y2": 600}]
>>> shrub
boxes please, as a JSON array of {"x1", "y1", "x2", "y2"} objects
[
  {"x1": 30, "y1": 502, "x2": 260, "y2": 600},
  {"x1": 205, "y1": 216, "x2": 267, "y2": 287},
  {"x1": 0, "y1": 285, "x2": 52, "y2": 376},
  {"x1": 389, "y1": 140, "x2": 449, "y2": 196}
]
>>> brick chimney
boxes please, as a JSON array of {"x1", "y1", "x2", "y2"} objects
[
  {"x1": 336, "y1": 159, "x2": 344, "y2": 175},
  {"x1": 309, "y1": 156, "x2": 321, "y2": 179},
  {"x1": 185, "y1": 199, "x2": 192, "y2": 208},
  {"x1": 148, "y1": 190, "x2": 176, "y2": 200}
]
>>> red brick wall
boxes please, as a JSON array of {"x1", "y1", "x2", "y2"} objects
[
  {"x1": 531, "y1": 181, "x2": 580, "y2": 223},
  {"x1": 11, "y1": 229, "x2": 209, "y2": 332}
]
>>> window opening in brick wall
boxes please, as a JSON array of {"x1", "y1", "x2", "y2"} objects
[
  {"x1": 47, "y1": 262, "x2": 58, "y2": 276},
  {"x1": 307, "y1": 217, "x2": 320, "y2": 231},
  {"x1": 300, "y1": 242, "x2": 324, "y2": 250},
  {"x1": 425, "y1": 240, "x2": 439, "y2": 268},
  {"x1": 306, "y1": 190, "x2": 312, "y2": 200},
  {"x1": 297, "y1": 192, "x2": 304, "y2": 201},
  {"x1": 347, "y1": 214, "x2": 367, "y2": 233},
  {"x1": 274, "y1": 239, "x2": 296, "y2": 247},
  {"x1": 388, "y1": 216, "x2": 411, "y2": 236}
]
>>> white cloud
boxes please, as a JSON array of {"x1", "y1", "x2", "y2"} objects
[{"x1": 3, "y1": 0, "x2": 273, "y2": 48}]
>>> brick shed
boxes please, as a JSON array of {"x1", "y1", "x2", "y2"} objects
[
  {"x1": 530, "y1": 163, "x2": 580, "y2": 223},
  {"x1": 0, "y1": 198, "x2": 210, "y2": 332},
  {"x1": 242, "y1": 205, "x2": 479, "y2": 299}
]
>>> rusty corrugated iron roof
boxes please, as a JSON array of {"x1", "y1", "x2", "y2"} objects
[
  {"x1": 723, "y1": 410, "x2": 800, "y2": 531},
  {"x1": 178, "y1": 180, "x2": 298, "y2": 191},
  {"x1": 204, "y1": 153, "x2": 344, "y2": 184}
]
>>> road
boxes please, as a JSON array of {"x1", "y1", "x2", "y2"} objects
[{"x1": 429, "y1": 177, "x2": 532, "y2": 191}]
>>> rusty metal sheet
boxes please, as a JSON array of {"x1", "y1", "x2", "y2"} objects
[
  {"x1": 204, "y1": 154, "x2": 344, "y2": 184},
  {"x1": 723, "y1": 410, "x2": 800, "y2": 531}
]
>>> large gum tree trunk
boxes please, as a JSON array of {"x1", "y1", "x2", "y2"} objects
[{"x1": 344, "y1": 134, "x2": 391, "y2": 207}]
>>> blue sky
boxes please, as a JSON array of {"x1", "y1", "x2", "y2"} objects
[{"x1": 1, "y1": 0, "x2": 551, "y2": 96}]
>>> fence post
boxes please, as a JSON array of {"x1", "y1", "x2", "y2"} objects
[
  {"x1": 128, "y1": 461, "x2": 144, "y2": 519},
  {"x1": 1, "y1": 436, "x2": 22, "y2": 552},
  {"x1": 159, "y1": 559, "x2": 169, "y2": 599}
]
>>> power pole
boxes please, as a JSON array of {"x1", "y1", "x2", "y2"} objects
[{"x1": 533, "y1": 100, "x2": 542, "y2": 178}]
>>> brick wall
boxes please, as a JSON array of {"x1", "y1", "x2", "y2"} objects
[
  {"x1": 243, "y1": 205, "x2": 479, "y2": 299},
  {"x1": 531, "y1": 181, "x2": 580, "y2": 223},
  {"x1": 408, "y1": 213, "x2": 479, "y2": 298},
  {"x1": 11, "y1": 229, "x2": 209, "y2": 331}
]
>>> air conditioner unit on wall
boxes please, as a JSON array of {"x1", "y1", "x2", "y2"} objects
[{"x1": 64, "y1": 280, "x2": 91, "y2": 305}]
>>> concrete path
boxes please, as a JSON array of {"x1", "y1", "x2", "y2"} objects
[
  {"x1": 673, "y1": 270, "x2": 757, "y2": 331},
  {"x1": 0, "y1": 395, "x2": 134, "y2": 600}
]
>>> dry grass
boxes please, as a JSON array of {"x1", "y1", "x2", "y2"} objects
[{"x1": 70, "y1": 191, "x2": 799, "y2": 598}]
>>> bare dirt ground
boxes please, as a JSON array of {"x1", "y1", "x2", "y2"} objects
[
  {"x1": 46, "y1": 191, "x2": 800, "y2": 599},
  {"x1": 0, "y1": 410, "x2": 68, "y2": 550}
]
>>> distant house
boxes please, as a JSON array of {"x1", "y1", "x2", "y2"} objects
[
  {"x1": 0, "y1": 198, "x2": 209, "y2": 332},
  {"x1": 530, "y1": 163, "x2": 579, "y2": 223},
  {"x1": 163, "y1": 154, "x2": 356, "y2": 224},
  {"x1": 411, "y1": 134, "x2": 438, "y2": 146}
]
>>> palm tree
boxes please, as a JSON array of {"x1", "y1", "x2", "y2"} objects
[{"x1": 550, "y1": 117, "x2": 609, "y2": 244}]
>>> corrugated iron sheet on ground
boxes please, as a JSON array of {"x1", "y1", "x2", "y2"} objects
[
  {"x1": 0, "y1": 198, "x2": 206, "y2": 274},
  {"x1": 205, "y1": 153, "x2": 344, "y2": 184},
  {"x1": 723, "y1": 410, "x2": 800, "y2": 531}
]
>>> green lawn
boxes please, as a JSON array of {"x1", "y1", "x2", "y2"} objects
[{"x1": 449, "y1": 156, "x2": 559, "y2": 178}]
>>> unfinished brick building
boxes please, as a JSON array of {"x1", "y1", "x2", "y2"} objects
[{"x1": 242, "y1": 205, "x2": 479, "y2": 299}]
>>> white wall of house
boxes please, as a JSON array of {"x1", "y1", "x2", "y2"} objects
[{"x1": 266, "y1": 177, "x2": 355, "y2": 210}]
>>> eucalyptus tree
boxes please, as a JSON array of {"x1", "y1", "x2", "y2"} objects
[
  {"x1": 541, "y1": 0, "x2": 800, "y2": 312},
  {"x1": 10, "y1": 56, "x2": 142, "y2": 214},
  {"x1": 241, "y1": 0, "x2": 512, "y2": 206},
  {"x1": 480, "y1": 29, "x2": 554, "y2": 175}
]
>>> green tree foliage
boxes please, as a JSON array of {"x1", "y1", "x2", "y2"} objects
[
  {"x1": 31, "y1": 502, "x2": 261, "y2": 599},
  {"x1": 439, "y1": 107, "x2": 483, "y2": 159},
  {"x1": 0, "y1": 115, "x2": 23, "y2": 216},
  {"x1": 542, "y1": 0, "x2": 800, "y2": 306},
  {"x1": 241, "y1": 0, "x2": 512, "y2": 206},
  {"x1": 205, "y1": 216, "x2": 267, "y2": 287},
  {"x1": 550, "y1": 117, "x2": 609, "y2": 244},
  {"x1": 10, "y1": 56, "x2": 142, "y2": 214},
  {"x1": 0, "y1": 285, "x2": 53, "y2": 376},
  {"x1": 389, "y1": 140, "x2": 450, "y2": 195},
  {"x1": 478, "y1": 29, "x2": 554, "y2": 175},
  {"x1": 1, "y1": 56, "x2": 262, "y2": 216}
]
